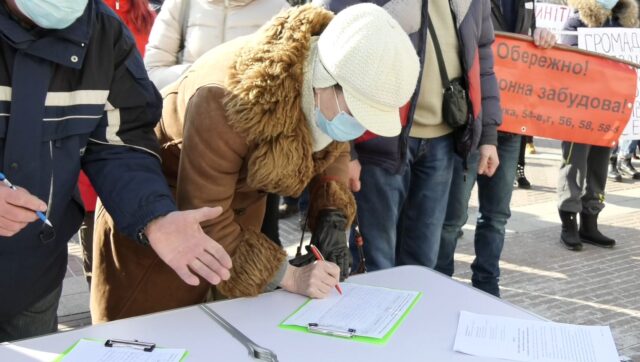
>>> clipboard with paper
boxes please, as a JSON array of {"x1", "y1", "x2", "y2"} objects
[
  {"x1": 279, "y1": 283, "x2": 422, "y2": 345},
  {"x1": 53, "y1": 338, "x2": 189, "y2": 362}
]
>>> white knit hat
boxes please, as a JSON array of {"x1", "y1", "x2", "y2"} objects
[{"x1": 316, "y1": 3, "x2": 420, "y2": 137}]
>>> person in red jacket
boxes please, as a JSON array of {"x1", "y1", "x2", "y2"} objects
[
  {"x1": 77, "y1": 0, "x2": 155, "y2": 285},
  {"x1": 104, "y1": 0, "x2": 155, "y2": 55}
]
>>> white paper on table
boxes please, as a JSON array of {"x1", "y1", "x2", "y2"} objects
[
  {"x1": 453, "y1": 311, "x2": 619, "y2": 362},
  {"x1": 282, "y1": 283, "x2": 419, "y2": 339},
  {"x1": 58, "y1": 339, "x2": 187, "y2": 362}
]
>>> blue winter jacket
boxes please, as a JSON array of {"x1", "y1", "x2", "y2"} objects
[{"x1": 0, "y1": 1, "x2": 176, "y2": 320}]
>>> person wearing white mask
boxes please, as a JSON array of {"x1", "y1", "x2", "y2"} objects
[
  {"x1": 0, "y1": 0, "x2": 234, "y2": 341},
  {"x1": 90, "y1": 3, "x2": 420, "y2": 322}
]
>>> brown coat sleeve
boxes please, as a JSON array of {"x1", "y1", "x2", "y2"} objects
[
  {"x1": 307, "y1": 142, "x2": 356, "y2": 231},
  {"x1": 176, "y1": 86, "x2": 286, "y2": 298}
]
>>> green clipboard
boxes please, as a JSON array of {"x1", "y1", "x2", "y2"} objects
[
  {"x1": 279, "y1": 289, "x2": 422, "y2": 345},
  {"x1": 52, "y1": 338, "x2": 190, "y2": 361}
]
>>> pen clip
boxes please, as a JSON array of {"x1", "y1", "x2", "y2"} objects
[
  {"x1": 104, "y1": 339, "x2": 156, "y2": 352},
  {"x1": 307, "y1": 323, "x2": 356, "y2": 338}
]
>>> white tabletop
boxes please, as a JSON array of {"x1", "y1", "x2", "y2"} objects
[{"x1": 0, "y1": 265, "x2": 542, "y2": 361}]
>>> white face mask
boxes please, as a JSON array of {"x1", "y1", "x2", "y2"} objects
[
  {"x1": 315, "y1": 87, "x2": 366, "y2": 142},
  {"x1": 15, "y1": 0, "x2": 89, "y2": 29},
  {"x1": 596, "y1": 0, "x2": 619, "y2": 10}
]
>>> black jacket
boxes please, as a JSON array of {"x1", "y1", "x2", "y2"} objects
[
  {"x1": 491, "y1": 0, "x2": 536, "y2": 34},
  {"x1": 0, "y1": 1, "x2": 176, "y2": 320}
]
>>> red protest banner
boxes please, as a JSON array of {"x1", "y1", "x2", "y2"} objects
[{"x1": 494, "y1": 33, "x2": 637, "y2": 147}]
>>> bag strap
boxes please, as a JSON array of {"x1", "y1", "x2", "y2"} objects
[{"x1": 427, "y1": 15, "x2": 450, "y2": 90}]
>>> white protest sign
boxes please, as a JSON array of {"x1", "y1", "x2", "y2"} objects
[
  {"x1": 579, "y1": 28, "x2": 640, "y2": 140},
  {"x1": 535, "y1": 3, "x2": 572, "y2": 33}
]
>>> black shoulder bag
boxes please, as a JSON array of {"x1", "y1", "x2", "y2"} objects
[{"x1": 427, "y1": 17, "x2": 469, "y2": 129}]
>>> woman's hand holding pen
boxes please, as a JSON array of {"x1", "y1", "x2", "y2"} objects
[
  {"x1": 280, "y1": 261, "x2": 341, "y2": 299},
  {"x1": 0, "y1": 183, "x2": 48, "y2": 237}
]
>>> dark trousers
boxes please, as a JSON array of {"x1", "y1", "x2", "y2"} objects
[
  {"x1": 557, "y1": 142, "x2": 611, "y2": 215},
  {"x1": 78, "y1": 211, "x2": 95, "y2": 285},
  {"x1": 262, "y1": 193, "x2": 282, "y2": 246},
  {"x1": 0, "y1": 283, "x2": 62, "y2": 342},
  {"x1": 518, "y1": 135, "x2": 532, "y2": 167}
]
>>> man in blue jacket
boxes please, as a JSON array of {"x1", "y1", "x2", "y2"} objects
[
  {"x1": 0, "y1": 0, "x2": 231, "y2": 341},
  {"x1": 315, "y1": 0, "x2": 502, "y2": 272}
]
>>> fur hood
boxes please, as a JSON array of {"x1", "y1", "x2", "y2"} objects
[
  {"x1": 568, "y1": 0, "x2": 640, "y2": 27},
  {"x1": 223, "y1": 5, "x2": 342, "y2": 197}
]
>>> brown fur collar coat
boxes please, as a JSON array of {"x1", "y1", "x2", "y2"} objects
[
  {"x1": 224, "y1": 5, "x2": 342, "y2": 198},
  {"x1": 568, "y1": 0, "x2": 639, "y2": 28},
  {"x1": 90, "y1": 5, "x2": 356, "y2": 323}
]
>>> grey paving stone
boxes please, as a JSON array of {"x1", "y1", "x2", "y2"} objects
[{"x1": 57, "y1": 276, "x2": 90, "y2": 317}]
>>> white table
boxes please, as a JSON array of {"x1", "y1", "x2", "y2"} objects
[{"x1": 0, "y1": 265, "x2": 542, "y2": 361}]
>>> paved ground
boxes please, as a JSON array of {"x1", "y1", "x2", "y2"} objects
[{"x1": 59, "y1": 138, "x2": 640, "y2": 360}]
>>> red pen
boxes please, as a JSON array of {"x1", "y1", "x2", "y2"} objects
[{"x1": 309, "y1": 245, "x2": 343, "y2": 295}]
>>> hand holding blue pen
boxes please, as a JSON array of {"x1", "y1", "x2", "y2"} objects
[{"x1": 0, "y1": 172, "x2": 53, "y2": 228}]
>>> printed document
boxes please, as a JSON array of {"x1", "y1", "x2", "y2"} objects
[
  {"x1": 282, "y1": 283, "x2": 419, "y2": 339},
  {"x1": 453, "y1": 311, "x2": 619, "y2": 362},
  {"x1": 57, "y1": 339, "x2": 187, "y2": 362}
]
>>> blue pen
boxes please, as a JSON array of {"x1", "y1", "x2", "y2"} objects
[{"x1": 0, "y1": 172, "x2": 53, "y2": 227}]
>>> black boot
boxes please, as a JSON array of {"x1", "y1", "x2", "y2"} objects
[
  {"x1": 515, "y1": 164, "x2": 531, "y2": 189},
  {"x1": 579, "y1": 213, "x2": 616, "y2": 248},
  {"x1": 559, "y1": 211, "x2": 582, "y2": 251},
  {"x1": 618, "y1": 158, "x2": 640, "y2": 180},
  {"x1": 607, "y1": 157, "x2": 622, "y2": 182}
]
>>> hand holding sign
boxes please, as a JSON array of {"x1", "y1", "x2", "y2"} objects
[{"x1": 533, "y1": 28, "x2": 557, "y2": 49}]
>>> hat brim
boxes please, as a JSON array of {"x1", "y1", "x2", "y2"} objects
[{"x1": 343, "y1": 89, "x2": 402, "y2": 137}]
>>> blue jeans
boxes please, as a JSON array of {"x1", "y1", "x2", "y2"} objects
[
  {"x1": 613, "y1": 139, "x2": 639, "y2": 159},
  {"x1": 350, "y1": 134, "x2": 455, "y2": 271},
  {"x1": 436, "y1": 134, "x2": 521, "y2": 297}
]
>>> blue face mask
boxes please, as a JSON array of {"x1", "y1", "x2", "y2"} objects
[
  {"x1": 315, "y1": 87, "x2": 366, "y2": 142},
  {"x1": 596, "y1": 0, "x2": 618, "y2": 10},
  {"x1": 15, "y1": 0, "x2": 88, "y2": 29}
]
